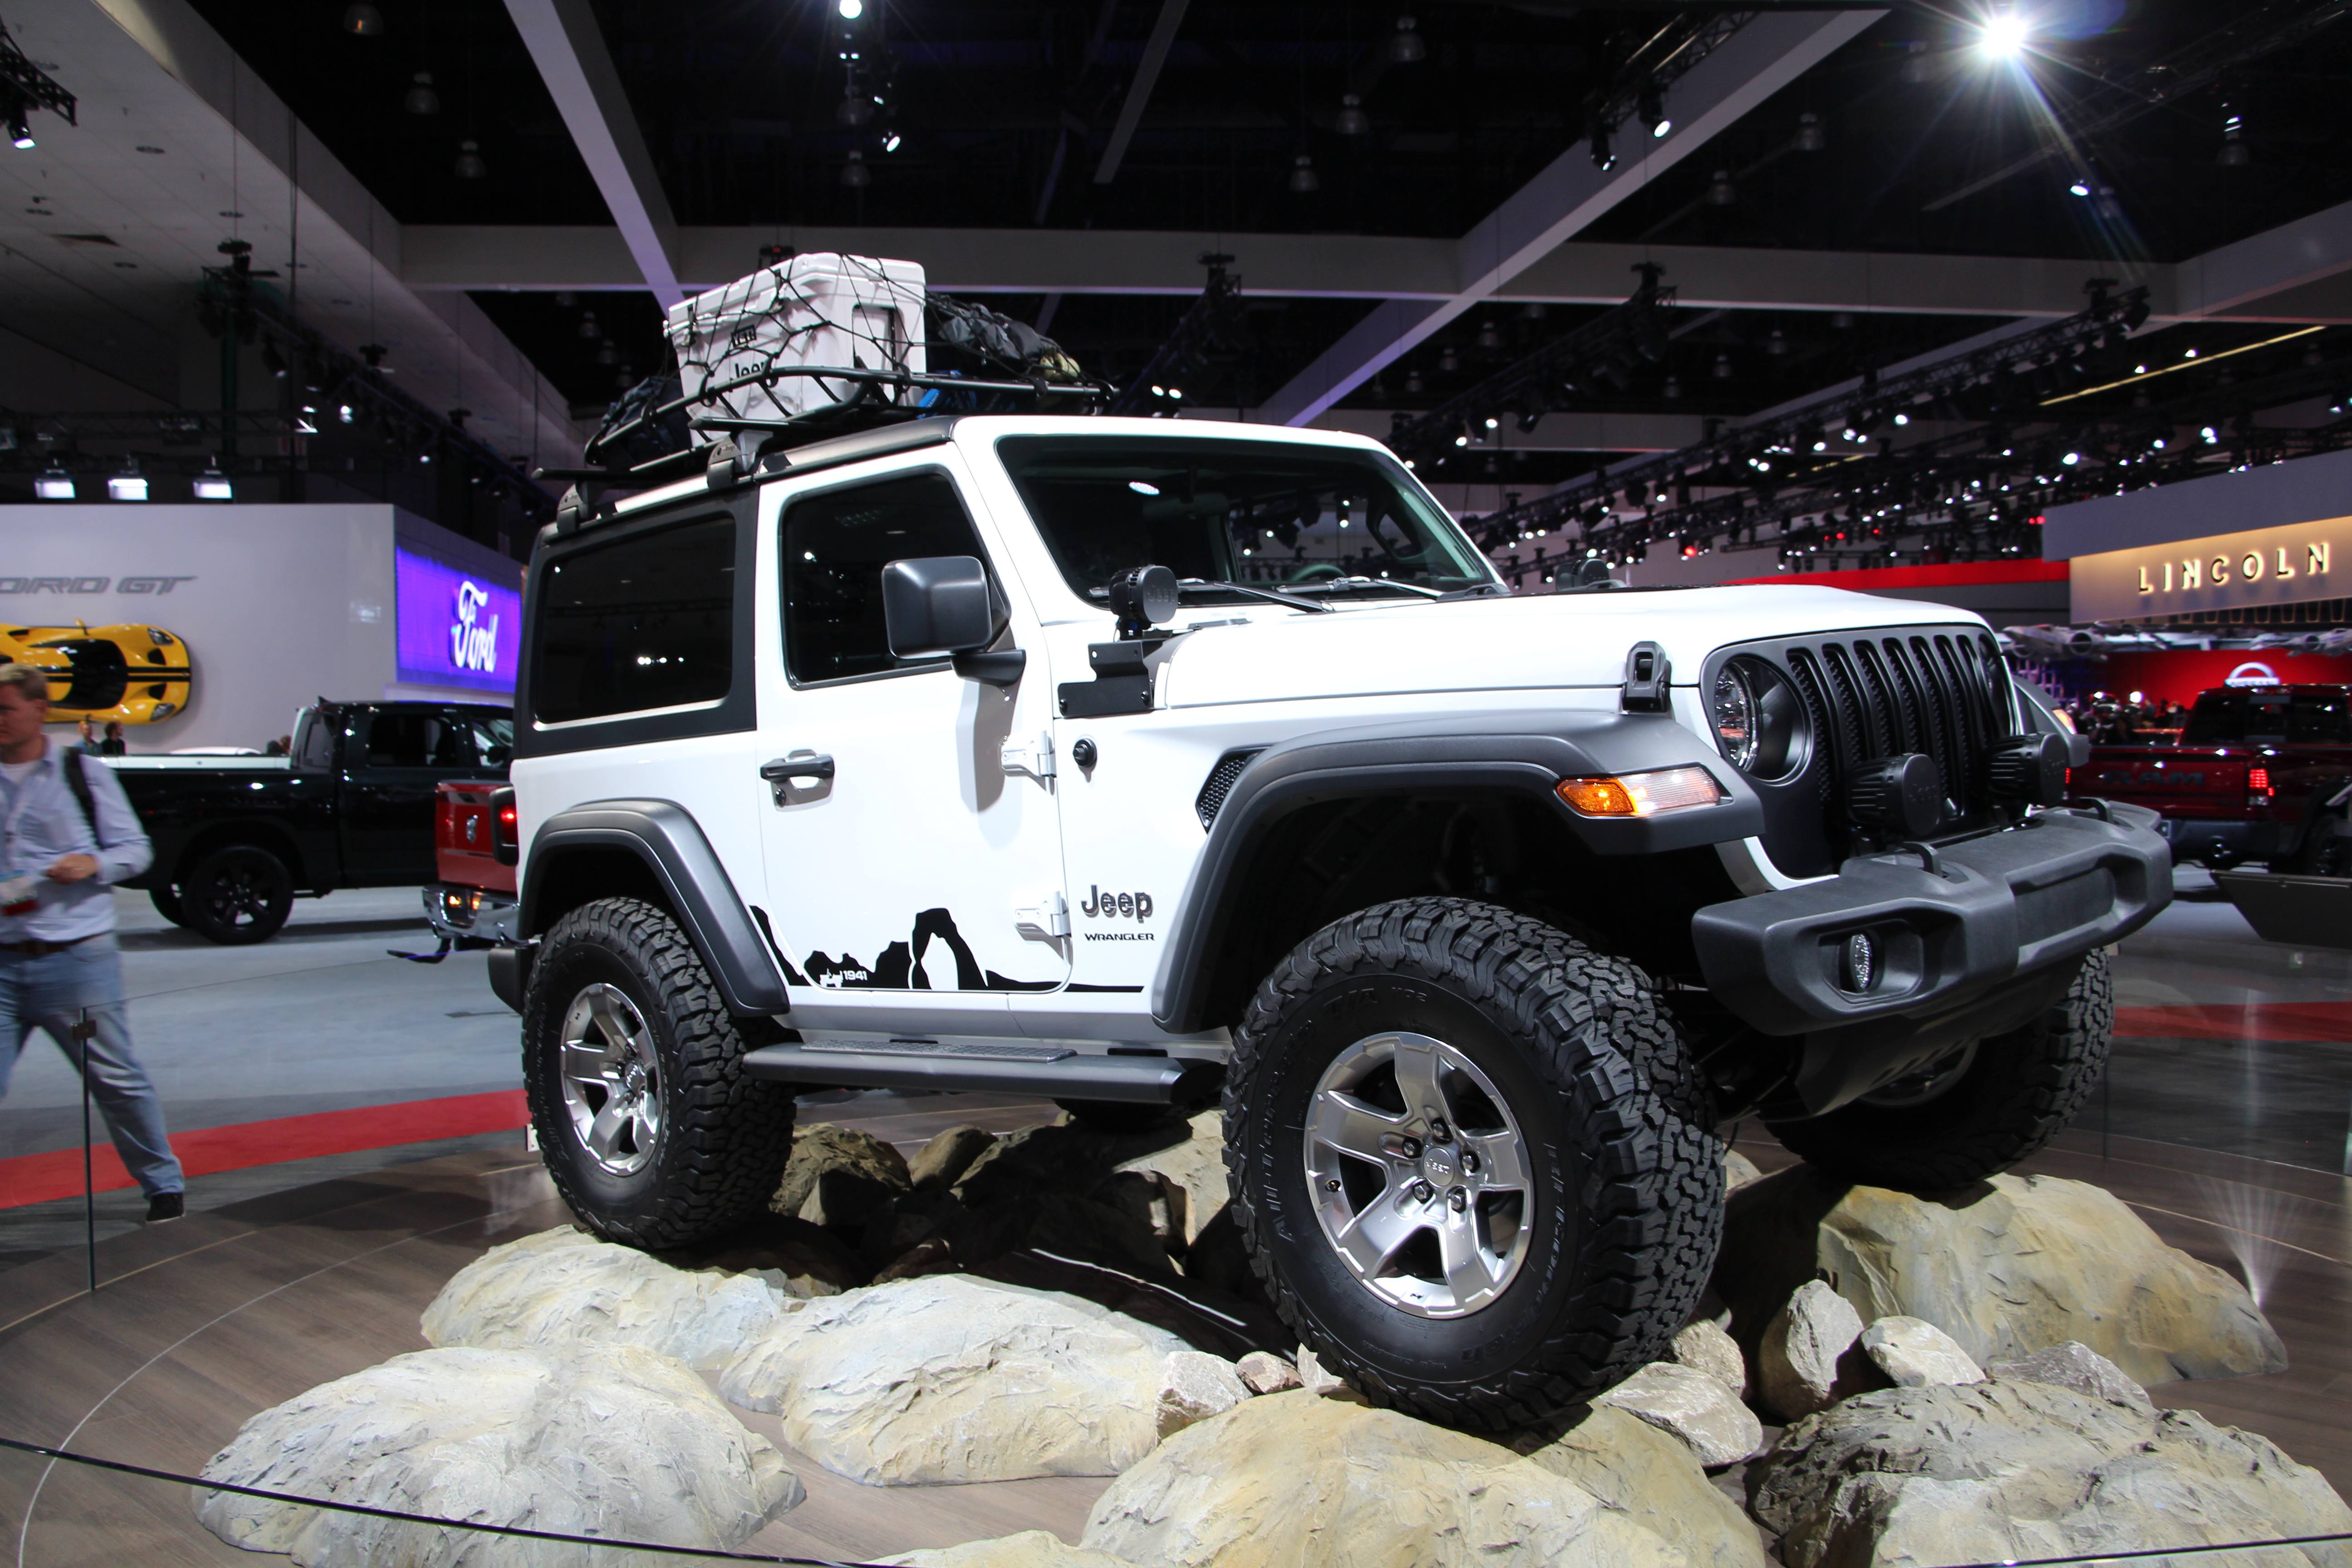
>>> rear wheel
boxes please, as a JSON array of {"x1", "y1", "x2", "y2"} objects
[
  {"x1": 1224, "y1": 897, "x2": 1721, "y2": 1431},
  {"x1": 1767, "y1": 950, "x2": 2112, "y2": 1191},
  {"x1": 181, "y1": 846, "x2": 294, "y2": 945},
  {"x1": 524, "y1": 897, "x2": 795, "y2": 1250},
  {"x1": 148, "y1": 885, "x2": 187, "y2": 927}
]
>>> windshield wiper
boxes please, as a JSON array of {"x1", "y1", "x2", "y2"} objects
[
  {"x1": 1436, "y1": 582, "x2": 1511, "y2": 601},
  {"x1": 1287, "y1": 574, "x2": 1446, "y2": 600},
  {"x1": 1178, "y1": 577, "x2": 1333, "y2": 612}
]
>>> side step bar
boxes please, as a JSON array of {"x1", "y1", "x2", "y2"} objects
[{"x1": 741, "y1": 1039, "x2": 1225, "y2": 1104}]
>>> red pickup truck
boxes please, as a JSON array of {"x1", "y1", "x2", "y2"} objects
[
  {"x1": 2085, "y1": 684, "x2": 2352, "y2": 875},
  {"x1": 424, "y1": 780, "x2": 520, "y2": 946}
]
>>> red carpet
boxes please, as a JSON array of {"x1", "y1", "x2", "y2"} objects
[
  {"x1": 0, "y1": 1090, "x2": 529, "y2": 1210},
  {"x1": 2113, "y1": 1003, "x2": 2352, "y2": 1044}
]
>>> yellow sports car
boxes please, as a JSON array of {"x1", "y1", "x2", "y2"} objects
[{"x1": 0, "y1": 622, "x2": 192, "y2": 724}]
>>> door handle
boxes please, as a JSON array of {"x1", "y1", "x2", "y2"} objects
[{"x1": 760, "y1": 754, "x2": 835, "y2": 803}]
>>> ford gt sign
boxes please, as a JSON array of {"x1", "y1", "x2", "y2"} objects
[{"x1": 396, "y1": 547, "x2": 522, "y2": 695}]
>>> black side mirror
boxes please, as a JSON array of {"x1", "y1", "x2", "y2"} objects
[{"x1": 881, "y1": 555, "x2": 1026, "y2": 686}]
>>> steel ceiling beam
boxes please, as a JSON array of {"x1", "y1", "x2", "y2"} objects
[
  {"x1": 1093, "y1": 0, "x2": 1191, "y2": 185},
  {"x1": 504, "y1": 0, "x2": 685, "y2": 309},
  {"x1": 1254, "y1": 9, "x2": 1888, "y2": 427}
]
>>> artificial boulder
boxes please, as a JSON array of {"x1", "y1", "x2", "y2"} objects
[
  {"x1": 1083, "y1": 1391, "x2": 1686, "y2": 1568},
  {"x1": 1860, "y1": 1315, "x2": 1984, "y2": 1388},
  {"x1": 1520, "y1": 1404, "x2": 1771, "y2": 1568},
  {"x1": 719, "y1": 1273, "x2": 1190, "y2": 1485},
  {"x1": 1718, "y1": 1166, "x2": 2285, "y2": 1388},
  {"x1": 1986, "y1": 1340, "x2": 2152, "y2": 1409},
  {"x1": 1112, "y1": 1108, "x2": 1230, "y2": 1245},
  {"x1": 196, "y1": 1344, "x2": 799, "y2": 1565},
  {"x1": 1596, "y1": 1361, "x2": 1764, "y2": 1468},
  {"x1": 1750, "y1": 1377, "x2": 2352, "y2": 1568},
  {"x1": 882, "y1": 1533, "x2": 1133, "y2": 1568},
  {"x1": 1723, "y1": 1148, "x2": 1764, "y2": 1193},
  {"x1": 773, "y1": 1123, "x2": 911, "y2": 1218},
  {"x1": 422, "y1": 1226, "x2": 797, "y2": 1370},
  {"x1": 907, "y1": 1124, "x2": 997, "y2": 1191},
  {"x1": 1758, "y1": 1279, "x2": 1870, "y2": 1421},
  {"x1": 1157, "y1": 1350, "x2": 1251, "y2": 1438},
  {"x1": 1235, "y1": 1351, "x2": 1300, "y2": 1395},
  {"x1": 1670, "y1": 1319, "x2": 1747, "y2": 1398}
]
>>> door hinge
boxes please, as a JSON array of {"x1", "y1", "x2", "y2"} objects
[
  {"x1": 1000, "y1": 732, "x2": 1057, "y2": 782},
  {"x1": 1014, "y1": 891, "x2": 1069, "y2": 941}
]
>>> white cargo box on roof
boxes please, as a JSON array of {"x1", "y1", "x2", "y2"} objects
[{"x1": 664, "y1": 253, "x2": 926, "y2": 443}]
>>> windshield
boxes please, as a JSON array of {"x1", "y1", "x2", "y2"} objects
[
  {"x1": 995, "y1": 436, "x2": 1495, "y2": 604},
  {"x1": 2182, "y1": 687, "x2": 2352, "y2": 745}
]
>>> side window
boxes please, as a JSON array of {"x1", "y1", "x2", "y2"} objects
[
  {"x1": 781, "y1": 470, "x2": 991, "y2": 684},
  {"x1": 535, "y1": 515, "x2": 736, "y2": 724}
]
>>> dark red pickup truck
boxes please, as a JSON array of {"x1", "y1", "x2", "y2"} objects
[{"x1": 2085, "y1": 684, "x2": 2352, "y2": 875}]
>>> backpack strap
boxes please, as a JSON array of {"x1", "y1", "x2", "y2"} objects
[{"x1": 61, "y1": 749, "x2": 106, "y2": 851}]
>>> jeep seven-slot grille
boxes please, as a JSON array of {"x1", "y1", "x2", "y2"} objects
[
  {"x1": 1195, "y1": 749, "x2": 1264, "y2": 828},
  {"x1": 1780, "y1": 630, "x2": 2012, "y2": 826}
]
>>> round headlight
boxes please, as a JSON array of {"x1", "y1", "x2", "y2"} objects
[{"x1": 1711, "y1": 665, "x2": 1758, "y2": 772}]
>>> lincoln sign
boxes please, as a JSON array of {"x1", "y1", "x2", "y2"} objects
[{"x1": 2072, "y1": 514, "x2": 2342, "y2": 622}]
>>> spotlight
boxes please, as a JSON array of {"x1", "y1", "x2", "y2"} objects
[
  {"x1": 2219, "y1": 110, "x2": 2249, "y2": 168},
  {"x1": 34, "y1": 464, "x2": 74, "y2": 500},
  {"x1": 1707, "y1": 169, "x2": 1735, "y2": 207},
  {"x1": 842, "y1": 149, "x2": 871, "y2": 187},
  {"x1": 6, "y1": 101, "x2": 32, "y2": 152},
  {"x1": 1637, "y1": 81, "x2": 1669, "y2": 139},
  {"x1": 1892, "y1": 412, "x2": 1910, "y2": 426},
  {"x1": 578, "y1": 311, "x2": 600, "y2": 340},
  {"x1": 404, "y1": 73, "x2": 440, "y2": 116},
  {"x1": 1335, "y1": 94, "x2": 1369, "y2": 137},
  {"x1": 194, "y1": 464, "x2": 233, "y2": 501},
  {"x1": 338, "y1": 404, "x2": 354, "y2": 424},
  {"x1": 1978, "y1": 12, "x2": 2028, "y2": 59},
  {"x1": 107, "y1": 461, "x2": 147, "y2": 502},
  {"x1": 1476, "y1": 320, "x2": 1501, "y2": 351},
  {"x1": 1712, "y1": 353, "x2": 1732, "y2": 380},
  {"x1": 1793, "y1": 112, "x2": 1825, "y2": 153},
  {"x1": 453, "y1": 139, "x2": 487, "y2": 180},
  {"x1": 1661, "y1": 374, "x2": 1681, "y2": 400},
  {"x1": 342, "y1": 2, "x2": 385, "y2": 36},
  {"x1": 2069, "y1": 180, "x2": 2091, "y2": 197},
  {"x1": 2061, "y1": 451, "x2": 2080, "y2": 466},
  {"x1": 1439, "y1": 346, "x2": 1458, "y2": 373},
  {"x1": 1589, "y1": 127, "x2": 1616, "y2": 172},
  {"x1": 839, "y1": 0, "x2": 863, "y2": 15},
  {"x1": 2201, "y1": 426, "x2": 2219, "y2": 444},
  {"x1": 837, "y1": 93, "x2": 873, "y2": 127},
  {"x1": 882, "y1": 129, "x2": 902, "y2": 153},
  {"x1": 1389, "y1": 15, "x2": 1426, "y2": 65},
  {"x1": 1289, "y1": 153, "x2": 1319, "y2": 194}
]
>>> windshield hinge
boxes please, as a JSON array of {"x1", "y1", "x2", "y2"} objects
[{"x1": 1622, "y1": 641, "x2": 1672, "y2": 713}]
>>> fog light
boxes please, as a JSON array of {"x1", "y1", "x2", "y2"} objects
[
  {"x1": 1556, "y1": 765, "x2": 1725, "y2": 818},
  {"x1": 1840, "y1": 931, "x2": 1877, "y2": 993}
]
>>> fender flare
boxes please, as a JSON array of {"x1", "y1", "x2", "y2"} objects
[
  {"x1": 1148, "y1": 710, "x2": 1763, "y2": 1032},
  {"x1": 521, "y1": 799, "x2": 791, "y2": 1015}
]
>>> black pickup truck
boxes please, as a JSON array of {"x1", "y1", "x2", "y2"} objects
[{"x1": 105, "y1": 700, "x2": 513, "y2": 944}]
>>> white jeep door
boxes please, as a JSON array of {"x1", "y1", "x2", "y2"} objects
[{"x1": 752, "y1": 453, "x2": 1069, "y2": 1033}]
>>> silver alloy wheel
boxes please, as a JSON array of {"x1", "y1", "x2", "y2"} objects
[
  {"x1": 1303, "y1": 1031, "x2": 1533, "y2": 1318},
  {"x1": 559, "y1": 983, "x2": 663, "y2": 1175},
  {"x1": 1859, "y1": 1041, "x2": 1980, "y2": 1108}
]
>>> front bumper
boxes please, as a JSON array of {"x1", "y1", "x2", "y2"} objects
[
  {"x1": 423, "y1": 883, "x2": 522, "y2": 946},
  {"x1": 1690, "y1": 803, "x2": 2171, "y2": 1039}
]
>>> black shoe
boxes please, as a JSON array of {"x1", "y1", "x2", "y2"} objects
[{"x1": 144, "y1": 1192, "x2": 184, "y2": 1224}]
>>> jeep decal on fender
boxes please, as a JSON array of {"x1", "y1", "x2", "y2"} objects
[{"x1": 1079, "y1": 885, "x2": 1153, "y2": 920}]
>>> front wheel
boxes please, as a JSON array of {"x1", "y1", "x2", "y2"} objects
[
  {"x1": 181, "y1": 846, "x2": 293, "y2": 945},
  {"x1": 524, "y1": 897, "x2": 795, "y2": 1250},
  {"x1": 1224, "y1": 897, "x2": 1722, "y2": 1432},
  {"x1": 1766, "y1": 949, "x2": 2112, "y2": 1191}
]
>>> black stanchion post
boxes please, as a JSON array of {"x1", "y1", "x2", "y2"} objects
[{"x1": 73, "y1": 1013, "x2": 95, "y2": 1294}]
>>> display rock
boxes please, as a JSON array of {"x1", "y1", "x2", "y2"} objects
[
  {"x1": 1083, "y1": 1391, "x2": 1687, "y2": 1568},
  {"x1": 1723, "y1": 1147, "x2": 1764, "y2": 1193},
  {"x1": 1111, "y1": 1108, "x2": 1230, "y2": 1245},
  {"x1": 1749, "y1": 1377, "x2": 2352, "y2": 1568},
  {"x1": 1758, "y1": 1279, "x2": 1869, "y2": 1421},
  {"x1": 1519, "y1": 1404, "x2": 1770, "y2": 1568},
  {"x1": 1234, "y1": 1350, "x2": 1301, "y2": 1395},
  {"x1": 908, "y1": 1124, "x2": 998, "y2": 1191},
  {"x1": 773, "y1": 1122, "x2": 912, "y2": 1218},
  {"x1": 881, "y1": 1531, "x2": 1136, "y2": 1568},
  {"x1": 1156, "y1": 1349, "x2": 1252, "y2": 1437},
  {"x1": 422, "y1": 1225, "x2": 796, "y2": 1369},
  {"x1": 195, "y1": 1343, "x2": 799, "y2": 1565},
  {"x1": 1717, "y1": 1166, "x2": 2286, "y2": 1387},
  {"x1": 1860, "y1": 1314, "x2": 1985, "y2": 1388},
  {"x1": 1670, "y1": 1319, "x2": 1747, "y2": 1398},
  {"x1": 1985, "y1": 1340, "x2": 2153, "y2": 1409},
  {"x1": 719, "y1": 1273, "x2": 1191, "y2": 1484},
  {"x1": 1596, "y1": 1360, "x2": 1765, "y2": 1467}
]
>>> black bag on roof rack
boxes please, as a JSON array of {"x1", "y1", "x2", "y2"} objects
[
  {"x1": 926, "y1": 294, "x2": 1086, "y2": 407},
  {"x1": 587, "y1": 372, "x2": 690, "y2": 467}
]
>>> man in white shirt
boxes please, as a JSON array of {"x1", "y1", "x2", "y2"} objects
[{"x1": 0, "y1": 663, "x2": 184, "y2": 1222}]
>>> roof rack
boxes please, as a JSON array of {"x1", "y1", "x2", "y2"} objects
[{"x1": 535, "y1": 362, "x2": 1114, "y2": 536}]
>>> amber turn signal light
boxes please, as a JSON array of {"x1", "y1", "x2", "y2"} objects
[{"x1": 1555, "y1": 766, "x2": 1725, "y2": 818}]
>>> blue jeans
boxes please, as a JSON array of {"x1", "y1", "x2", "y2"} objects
[{"x1": 0, "y1": 935, "x2": 184, "y2": 1198}]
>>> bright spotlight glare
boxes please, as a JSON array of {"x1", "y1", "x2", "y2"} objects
[
  {"x1": 838, "y1": 0, "x2": 863, "y2": 15},
  {"x1": 2069, "y1": 180, "x2": 2091, "y2": 197},
  {"x1": 1979, "y1": 12, "x2": 2029, "y2": 59}
]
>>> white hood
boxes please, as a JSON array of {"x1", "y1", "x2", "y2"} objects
[{"x1": 1156, "y1": 584, "x2": 1989, "y2": 709}]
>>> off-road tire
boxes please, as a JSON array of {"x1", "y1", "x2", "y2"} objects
[
  {"x1": 1054, "y1": 1099, "x2": 1179, "y2": 1134},
  {"x1": 524, "y1": 896, "x2": 795, "y2": 1250},
  {"x1": 1223, "y1": 897, "x2": 1722, "y2": 1431},
  {"x1": 1767, "y1": 949, "x2": 2112, "y2": 1191},
  {"x1": 181, "y1": 845, "x2": 294, "y2": 945}
]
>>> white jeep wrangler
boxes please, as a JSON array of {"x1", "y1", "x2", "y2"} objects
[{"x1": 490, "y1": 412, "x2": 2169, "y2": 1430}]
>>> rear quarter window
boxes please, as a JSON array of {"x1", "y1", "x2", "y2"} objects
[{"x1": 532, "y1": 515, "x2": 736, "y2": 724}]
